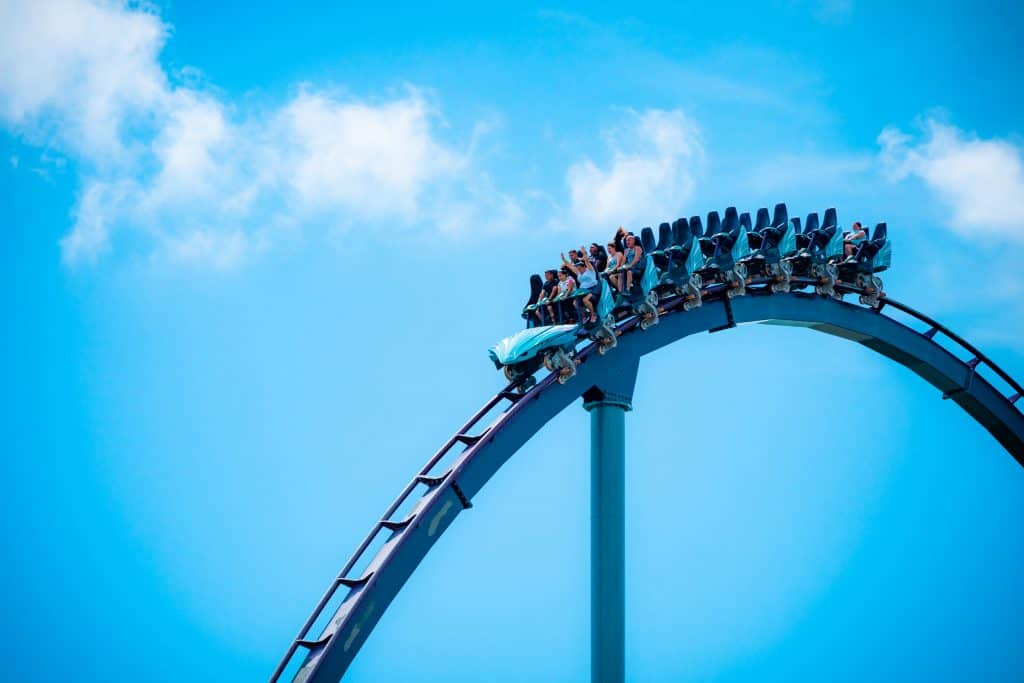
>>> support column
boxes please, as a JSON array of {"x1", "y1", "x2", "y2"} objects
[{"x1": 584, "y1": 388, "x2": 631, "y2": 683}]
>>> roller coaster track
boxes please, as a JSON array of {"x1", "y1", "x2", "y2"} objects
[{"x1": 271, "y1": 283, "x2": 1024, "y2": 683}]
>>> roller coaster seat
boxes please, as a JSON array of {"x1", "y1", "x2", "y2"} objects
[
  {"x1": 689, "y1": 215, "x2": 704, "y2": 239},
  {"x1": 653, "y1": 223, "x2": 672, "y2": 253},
  {"x1": 671, "y1": 219, "x2": 688, "y2": 247},
  {"x1": 857, "y1": 222, "x2": 890, "y2": 266},
  {"x1": 640, "y1": 227, "x2": 657, "y2": 254},
  {"x1": 522, "y1": 273, "x2": 544, "y2": 325}
]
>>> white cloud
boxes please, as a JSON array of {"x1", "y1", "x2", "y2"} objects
[
  {"x1": 0, "y1": 0, "x2": 168, "y2": 162},
  {"x1": 280, "y1": 89, "x2": 464, "y2": 219},
  {"x1": 565, "y1": 108, "x2": 704, "y2": 229},
  {"x1": 879, "y1": 117, "x2": 1024, "y2": 240},
  {"x1": 0, "y1": 0, "x2": 522, "y2": 268}
]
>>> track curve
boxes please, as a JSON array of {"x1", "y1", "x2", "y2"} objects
[{"x1": 272, "y1": 289, "x2": 1024, "y2": 682}]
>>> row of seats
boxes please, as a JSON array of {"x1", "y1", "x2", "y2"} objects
[{"x1": 522, "y1": 202, "x2": 891, "y2": 324}]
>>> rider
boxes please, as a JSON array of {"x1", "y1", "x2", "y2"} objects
[
  {"x1": 563, "y1": 247, "x2": 600, "y2": 324},
  {"x1": 844, "y1": 221, "x2": 867, "y2": 259},
  {"x1": 589, "y1": 243, "x2": 608, "y2": 272},
  {"x1": 546, "y1": 267, "x2": 577, "y2": 323},
  {"x1": 535, "y1": 270, "x2": 559, "y2": 324},
  {"x1": 622, "y1": 233, "x2": 644, "y2": 292}
]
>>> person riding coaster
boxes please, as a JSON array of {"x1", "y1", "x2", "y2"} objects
[
  {"x1": 496, "y1": 277, "x2": 618, "y2": 390},
  {"x1": 835, "y1": 222, "x2": 891, "y2": 308},
  {"x1": 737, "y1": 203, "x2": 798, "y2": 293},
  {"x1": 784, "y1": 208, "x2": 845, "y2": 297},
  {"x1": 694, "y1": 207, "x2": 751, "y2": 298},
  {"x1": 646, "y1": 221, "x2": 705, "y2": 312},
  {"x1": 605, "y1": 236, "x2": 660, "y2": 330}
]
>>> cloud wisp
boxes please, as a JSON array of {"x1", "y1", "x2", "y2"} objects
[
  {"x1": 564, "y1": 108, "x2": 704, "y2": 230},
  {"x1": 879, "y1": 116, "x2": 1024, "y2": 241},
  {"x1": 0, "y1": 0, "x2": 520, "y2": 268}
]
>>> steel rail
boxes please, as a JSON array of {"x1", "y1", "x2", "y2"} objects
[{"x1": 271, "y1": 286, "x2": 1024, "y2": 683}]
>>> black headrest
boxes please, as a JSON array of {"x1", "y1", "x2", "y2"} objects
[
  {"x1": 640, "y1": 227, "x2": 656, "y2": 252},
  {"x1": 724, "y1": 206, "x2": 739, "y2": 229},
  {"x1": 528, "y1": 274, "x2": 542, "y2": 302},
  {"x1": 822, "y1": 207, "x2": 837, "y2": 230},
  {"x1": 689, "y1": 215, "x2": 703, "y2": 238},
  {"x1": 772, "y1": 203, "x2": 789, "y2": 228},
  {"x1": 656, "y1": 222, "x2": 672, "y2": 251},
  {"x1": 805, "y1": 212, "x2": 820, "y2": 233},
  {"x1": 739, "y1": 212, "x2": 752, "y2": 231},
  {"x1": 706, "y1": 211, "x2": 722, "y2": 235},
  {"x1": 873, "y1": 222, "x2": 887, "y2": 242},
  {"x1": 790, "y1": 217, "x2": 802, "y2": 234},
  {"x1": 755, "y1": 208, "x2": 770, "y2": 231},
  {"x1": 672, "y1": 218, "x2": 690, "y2": 245}
]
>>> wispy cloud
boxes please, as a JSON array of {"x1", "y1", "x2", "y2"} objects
[
  {"x1": 563, "y1": 108, "x2": 704, "y2": 230},
  {"x1": 0, "y1": 0, "x2": 521, "y2": 268},
  {"x1": 879, "y1": 116, "x2": 1024, "y2": 241}
]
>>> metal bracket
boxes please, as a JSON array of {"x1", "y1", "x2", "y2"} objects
[
  {"x1": 451, "y1": 481, "x2": 473, "y2": 509},
  {"x1": 709, "y1": 295, "x2": 736, "y2": 333}
]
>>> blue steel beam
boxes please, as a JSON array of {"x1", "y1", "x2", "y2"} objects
[
  {"x1": 584, "y1": 386, "x2": 633, "y2": 683},
  {"x1": 273, "y1": 292, "x2": 1024, "y2": 683}
]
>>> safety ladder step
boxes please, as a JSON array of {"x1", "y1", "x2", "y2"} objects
[
  {"x1": 923, "y1": 326, "x2": 939, "y2": 339},
  {"x1": 296, "y1": 635, "x2": 332, "y2": 649},
  {"x1": 1009, "y1": 393, "x2": 1021, "y2": 405},
  {"x1": 380, "y1": 515, "x2": 415, "y2": 531},
  {"x1": 416, "y1": 469, "x2": 452, "y2": 487},
  {"x1": 455, "y1": 428, "x2": 489, "y2": 446},
  {"x1": 336, "y1": 572, "x2": 373, "y2": 589}
]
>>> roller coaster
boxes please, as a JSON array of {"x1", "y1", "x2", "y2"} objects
[{"x1": 271, "y1": 204, "x2": 1023, "y2": 683}]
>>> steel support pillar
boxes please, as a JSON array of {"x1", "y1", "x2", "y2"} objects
[{"x1": 584, "y1": 388, "x2": 631, "y2": 683}]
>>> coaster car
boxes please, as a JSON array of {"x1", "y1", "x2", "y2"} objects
[
  {"x1": 785, "y1": 208, "x2": 844, "y2": 296},
  {"x1": 836, "y1": 222, "x2": 891, "y2": 307},
  {"x1": 489, "y1": 324, "x2": 581, "y2": 389},
  {"x1": 650, "y1": 218, "x2": 704, "y2": 311},
  {"x1": 738, "y1": 203, "x2": 797, "y2": 293},
  {"x1": 695, "y1": 207, "x2": 751, "y2": 298},
  {"x1": 607, "y1": 250, "x2": 660, "y2": 329}
]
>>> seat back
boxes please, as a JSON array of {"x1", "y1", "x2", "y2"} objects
[
  {"x1": 772, "y1": 203, "x2": 789, "y2": 229},
  {"x1": 790, "y1": 217, "x2": 802, "y2": 233},
  {"x1": 689, "y1": 215, "x2": 704, "y2": 238},
  {"x1": 724, "y1": 207, "x2": 739, "y2": 235},
  {"x1": 655, "y1": 222, "x2": 672, "y2": 251},
  {"x1": 527, "y1": 274, "x2": 542, "y2": 305},
  {"x1": 740, "y1": 212, "x2": 752, "y2": 232},
  {"x1": 706, "y1": 211, "x2": 722, "y2": 236},
  {"x1": 672, "y1": 218, "x2": 690, "y2": 246},
  {"x1": 822, "y1": 207, "x2": 837, "y2": 231},
  {"x1": 873, "y1": 222, "x2": 887, "y2": 243},
  {"x1": 525, "y1": 274, "x2": 543, "y2": 324},
  {"x1": 640, "y1": 227, "x2": 657, "y2": 253},
  {"x1": 754, "y1": 207, "x2": 770, "y2": 232},
  {"x1": 804, "y1": 212, "x2": 820, "y2": 233}
]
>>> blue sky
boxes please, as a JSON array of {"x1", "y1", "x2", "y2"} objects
[{"x1": 2, "y1": 1, "x2": 1023, "y2": 681}]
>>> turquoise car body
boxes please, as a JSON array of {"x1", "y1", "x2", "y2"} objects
[{"x1": 489, "y1": 324, "x2": 580, "y2": 369}]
